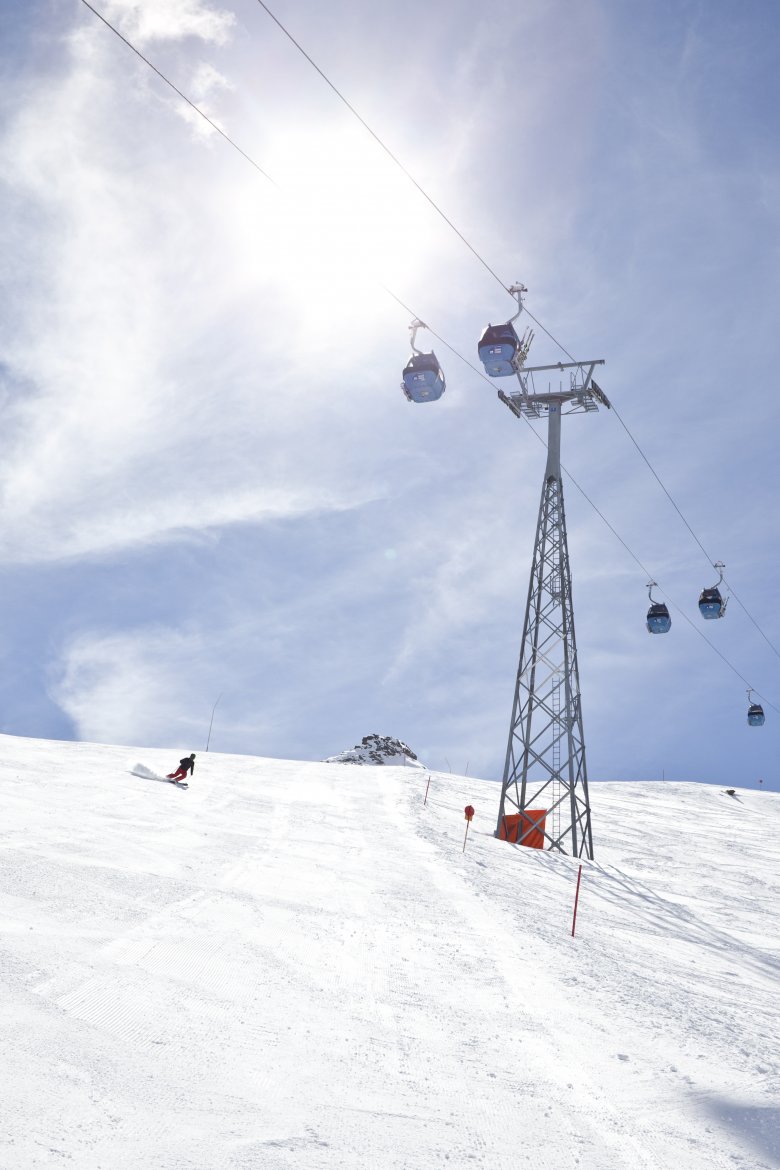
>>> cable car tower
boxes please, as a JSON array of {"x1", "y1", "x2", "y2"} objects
[{"x1": 494, "y1": 322, "x2": 608, "y2": 859}]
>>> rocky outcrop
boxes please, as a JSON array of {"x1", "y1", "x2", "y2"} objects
[{"x1": 325, "y1": 733, "x2": 424, "y2": 768}]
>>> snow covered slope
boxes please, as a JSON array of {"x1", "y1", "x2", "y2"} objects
[{"x1": 1, "y1": 732, "x2": 778, "y2": 1169}]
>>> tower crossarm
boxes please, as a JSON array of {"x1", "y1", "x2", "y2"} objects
[{"x1": 498, "y1": 359, "x2": 607, "y2": 419}]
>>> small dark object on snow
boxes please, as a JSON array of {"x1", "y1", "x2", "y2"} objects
[{"x1": 725, "y1": 788, "x2": 736, "y2": 796}]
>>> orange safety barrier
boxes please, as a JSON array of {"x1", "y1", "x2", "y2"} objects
[{"x1": 498, "y1": 810, "x2": 547, "y2": 849}]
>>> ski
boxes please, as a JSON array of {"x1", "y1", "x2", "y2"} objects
[{"x1": 168, "y1": 780, "x2": 189, "y2": 789}]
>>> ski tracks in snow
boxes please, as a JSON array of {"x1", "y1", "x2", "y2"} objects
[
  {"x1": 373, "y1": 773, "x2": 667, "y2": 1170},
  {"x1": 4, "y1": 741, "x2": 778, "y2": 1169},
  {"x1": 401, "y1": 770, "x2": 779, "y2": 1170}
]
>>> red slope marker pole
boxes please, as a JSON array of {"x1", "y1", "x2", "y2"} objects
[
  {"x1": 571, "y1": 864, "x2": 583, "y2": 936},
  {"x1": 463, "y1": 805, "x2": 475, "y2": 852},
  {"x1": 424, "y1": 773, "x2": 432, "y2": 805}
]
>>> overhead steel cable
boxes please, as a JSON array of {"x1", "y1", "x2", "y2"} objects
[
  {"x1": 609, "y1": 402, "x2": 780, "y2": 662},
  {"x1": 500, "y1": 427, "x2": 780, "y2": 713},
  {"x1": 78, "y1": 0, "x2": 278, "y2": 187},
  {"x1": 518, "y1": 311, "x2": 576, "y2": 363},
  {"x1": 378, "y1": 284, "x2": 499, "y2": 386},
  {"x1": 251, "y1": 0, "x2": 512, "y2": 297},
  {"x1": 675, "y1": 606, "x2": 776, "y2": 707},
  {"x1": 77, "y1": 1, "x2": 777, "y2": 712},
  {"x1": 77, "y1": 3, "x2": 505, "y2": 419},
  {"x1": 611, "y1": 402, "x2": 715, "y2": 564},
  {"x1": 715, "y1": 583, "x2": 780, "y2": 661},
  {"x1": 82, "y1": 2, "x2": 774, "y2": 665},
  {"x1": 76, "y1": 2, "x2": 470, "y2": 383},
  {"x1": 516, "y1": 312, "x2": 780, "y2": 665},
  {"x1": 249, "y1": 0, "x2": 780, "y2": 666},
  {"x1": 382, "y1": 289, "x2": 778, "y2": 708},
  {"x1": 256, "y1": 0, "x2": 595, "y2": 358}
]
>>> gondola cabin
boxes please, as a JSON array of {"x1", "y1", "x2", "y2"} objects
[
  {"x1": 747, "y1": 703, "x2": 765, "y2": 727},
  {"x1": 698, "y1": 586, "x2": 725, "y2": 620},
  {"x1": 477, "y1": 322, "x2": 520, "y2": 377},
  {"x1": 646, "y1": 602, "x2": 671, "y2": 634},
  {"x1": 401, "y1": 352, "x2": 445, "y2": 403}
]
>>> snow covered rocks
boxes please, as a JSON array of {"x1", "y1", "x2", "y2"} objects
[{"x1": 324, "y1": 734, "x2": 424, "y2": 768}]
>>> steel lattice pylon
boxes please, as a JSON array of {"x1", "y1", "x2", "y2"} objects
[{"x1": 495, "y1": 357, "x2": 609, "y2": 858}]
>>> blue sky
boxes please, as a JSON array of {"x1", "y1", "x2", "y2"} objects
[{"x1": 1, "y1": 0, "x2": 779, "y2": 790}]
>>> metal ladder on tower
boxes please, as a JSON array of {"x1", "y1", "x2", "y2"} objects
[{"x1": 551, "y1": 675, "x2": 562, "y2": 849}]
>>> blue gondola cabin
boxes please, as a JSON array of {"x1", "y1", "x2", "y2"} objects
[
  {"x1": 478, "y1": 322, "x2": 520, "y2": 377},
  {"x1": 698, "y1": 587, "x2": 725, "y2": 620},
  {"x1": 401, "y1": 352, "x2": 445, "y2": 403},
  {"x1": 646, "y1": 602, "x2": 671, "y2": 634},
  {"x1": 747, "y1": 703, "x2": 765, "y2": 727}
]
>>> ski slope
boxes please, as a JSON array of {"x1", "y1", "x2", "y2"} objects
[{"x1": 1, "y1": 732, "x2": 778, "y2": 1169}]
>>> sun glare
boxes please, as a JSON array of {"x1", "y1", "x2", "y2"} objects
[{"x1": 231, "y1": 120, "x2": 441, "y2": 332}]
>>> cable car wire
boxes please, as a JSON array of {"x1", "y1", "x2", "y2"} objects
[
  {"x1": 78, "y1": 0, "x2": 278, "y2": 187},
  {"x1": 248, "y1": 0, "x2": 780, "y2": 660},
  {"x1": 608, "y1": 402, "x2": 780, "y2": 660},
  {"x1": 248, "y1": 0, "x2": 780, "y2": 664},
  {"x1": 255, "y1": 0, "x2": 597, "y2": 370},
  {"x1": 251, "y1": 0, "x2": 511, "y2": 296},
  {"x1": 384, "y1": 296, "x2": 779, "y2": 710},
  {"x1": 76, "y1": 2, "x2": 776, "y2": 711},
  {"x1": 611, "y1": 402, "x2": 715, "y2": 564},
  {"x1": 81, "y1": 0, "x2": 771, "y2": 659}
]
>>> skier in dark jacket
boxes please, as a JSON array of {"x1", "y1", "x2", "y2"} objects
[{"x1": 167, "y1": 753, "x2": 196, "y2": 782}]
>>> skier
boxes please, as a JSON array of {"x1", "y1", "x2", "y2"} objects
[{"x1": 167, "y1": 753, "x2": 196, "y2": 783}]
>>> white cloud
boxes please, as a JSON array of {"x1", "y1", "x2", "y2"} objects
[
  {"x1": 0, "y1": 19, "x2": 400, "y2": 565},
  {"x1": 382, "y1": 459, "x2": 534, "y2": 682},
  {"x1": 50, "y1": 626, "x2": 205, "y2": 746},
  {"x1": 49, "y1": 613, "x2": 311, "y2": 751},
  {"x1": 190, "y1": 60, "x2": 233, "y2": 99},
  {"x1": 102, "y1": 0, "x2": 235, "y2": 47}
]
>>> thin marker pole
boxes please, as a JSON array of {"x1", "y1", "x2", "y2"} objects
[
  {"x1": 205, "y1": 694, "x2": 222, "y2": 752},
  {"x1": 571, "y1": 864, "x2": 583, "y2": 936},
  {"x1": 463, "y1": 805, "x2": 475, "y2": 852}
]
